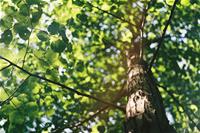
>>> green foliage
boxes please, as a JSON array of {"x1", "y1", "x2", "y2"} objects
[
  {"x1": 14, "y1": 23, "x2": 31, "y2": 40},
  {"x1": 0, "y1": 0, "x2": 199, "y2": 133},
  {"x1": 1, "y1": 29, "x2": 13, "y2": 44}
]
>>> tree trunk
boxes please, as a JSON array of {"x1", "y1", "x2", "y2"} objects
[{"x1": 124, "y1": 48, "x2": 176, "y2": 133}]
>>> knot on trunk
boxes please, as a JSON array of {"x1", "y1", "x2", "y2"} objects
[{"x1": 126, "y1": 89, "x2": 153, "y2": 118}]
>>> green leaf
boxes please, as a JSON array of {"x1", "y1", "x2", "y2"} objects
[
  {"x1": 66, "y1": 43, "x2": 73, "y2": 52},
  {"x1": 11, "y1": 0, "x2": 21, "y2": 4},
  {"x1": 37, "y1": 30, "x2": 49, "y2": 41},
  {"x1": 51, "y1": 40, "x2": 66, "y2": 53},
  {"x1": 72, "y1": 0, "x2": 84, "y2": 6},
  {"x1": 77, "y1": 13, "x2": 88, "y2": 22},
  {"x1": 4, "y1": 5, "x2": 17, "y2": 15},
  {"x1": 59, "y1": 28, "x2": 68, "y2": 42},
  {"x1": 25, "y1": 102, "x2": 38, "y2": 114},
  {"x1": 26, "y1": 0, "x2": 40, "y2": 5},
  {"x1": 165, "y1": 0, "x2": 175, "y2": 6},
  {"x1": 180, "y1": 0, "x2": 190, "y2": 6},
  {"x1": 97, "y1": 125, "x2": 106, "y2": 133},
  {"x1": 1, "y1": 29, "x2": 13, "y2": 44},
  {"x1": 45, "y1": 86, "x2": 52, "y2": 93},
  {"x1": 46, "y1": 109, "x2": 55, "y2": 116},
  {"x1": 48, "y1": 21, "x2": 60, "y2": 35},
  {"x1": 0, "y1": 16, "x2": 13, "y2": 28},
  {"x1": 31, "y1": 8, "x2": 42, "y2": 23},
  {"x1": 76, "y1": 61, "x2": 84, "y2": 72},
  {"x1": 0, "y1": 88, "x2": 9, "y2": 101},
  {"x1": 67, "y1": 18, "x2": 76, "y2": 26},
  {"x1": 14, "y1": 23, "x2": 31, "y2": 40},
  {"x1": 19, "y1": 4, "x2": 29, "y2": 16}
]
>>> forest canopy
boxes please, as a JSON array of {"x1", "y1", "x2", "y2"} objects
[{"x1": 0, "y1": 0, "x2": 199, "y2": 133}]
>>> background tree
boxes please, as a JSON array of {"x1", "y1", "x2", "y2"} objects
[{"x1": 0, "y1": 0, "x2": 199, "y2": 133}]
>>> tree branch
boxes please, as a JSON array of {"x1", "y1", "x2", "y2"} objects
[
  {"x1": 0, "y1": 55, "x2": 124, "y2": 111},
  {"x1": 86, "y1": 2, "x2": 136, "y2": 27},
  {"x1": 157, "y1": 84, "x2": 200, "y2": 131},
  {"x1": 52, "y1": 82, "x2": 127, "y2": 132},
  {"x1": 52, "y1": 106, "x2": 108, "y2": 133},
  {"x1": 148, "y1": 0, "x2": 178, "y2": 71}
]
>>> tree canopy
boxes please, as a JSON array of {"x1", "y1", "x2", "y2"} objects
[{"x1": 0, "y1": 0, "x2": 199, "y2": 132}]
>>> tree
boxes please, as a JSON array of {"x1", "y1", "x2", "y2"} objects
[{"x1": 0, "y1": 0, "x2": 199, "y2": 133}]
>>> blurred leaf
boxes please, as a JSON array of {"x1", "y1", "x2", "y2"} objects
[
  {"x1": 181, "y1": 0, "x2": 190, "y2": 6},
  {"x1": 166, "y1": 0, "x2": 175, "y2": 6},
  {"x1": 190, "y1": 104, "x2": 198, "y2": 112},
  {"x1": 0, "y1": 88, "x2": 9, "y2": 101},
  {"x1": 14, "y1": 23, "x2": 31, "y2": 40},
  {"x1": 51, "y1": 40, "x2": 66, "y2": 53},
  {"x1": 1, "y1": 29, "x2": 13, "y2": 44},
  {"x1": 19, "y1": 4, "x2": 29, "y2": 16},
  {"x1": 26, "y1": 0, "x2": 40, "y2": 5},
  {"x1": 9, "y1": 111, "x2": 24, "y2": 124},
  {"x1": 77, "y1": 13, "x2": 88, "y2": 22},
  {"x1": 37, "y1": 30, "x2": 49, "y2": 41},
  {"x1": 48, "y1": 21, "x2": 60, "y2": 35},
  {"x1": 66, "y1": 43, "x2": 73, "y2": 52},
  {"x1": 76, "y1": 61, "x2": 84, "y2": 72},
  {"x1": 72, "y1": 0, "x2": 84, "y2": 6},
  {"x1": 0, "y1": 16, "x2": 13, "y2": 29},
  {"x1": 31, "y1": 8, "x2": 42, "y2": 23},
  {"x1": 97, "y1": 125, "x2": 106, "y2": 133}
]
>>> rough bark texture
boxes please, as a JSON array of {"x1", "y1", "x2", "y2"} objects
[{"x1": 125, "y1": 48, "x2": 176, "y2": 133}]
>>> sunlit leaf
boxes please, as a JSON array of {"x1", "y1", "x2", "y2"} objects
[
  {"x1": 180, "y1": 0, "x2": 190, "y2": 6},
  {"x1": 0, "y1": 88, "x2": 9, "y2": 101},
  {"x1": 165, "y1": 0, "x2": 175, "y2": 6}
]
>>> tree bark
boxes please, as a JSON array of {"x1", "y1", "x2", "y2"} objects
[{"x1": 124, "y1": 48, "x2": 176, "y2": 133}]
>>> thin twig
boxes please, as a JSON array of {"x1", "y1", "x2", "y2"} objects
[
  {"x1": 22, "y1": 32, "x2": 32, "y2": 68},
  {"x1": 0, "y1": 84, "x2": 16, "y2": 106},
  {"x1": 0, "y1": 55, "x2": 124, "y2": 111},
  {"x1": 141, "y1": 0, "x2": 156, "y2": 59},
  {"x1": 157, "y1": 84, "x2": 200, "y2": 131},
  {"x1": 0, "y1": 76, "x2": 30, "y2": 106},
  {"x1": 33, "y1": 53, "x2": 50, "y2": 66},
  {"x1": 0, "y1": 64, "x2": 11, "y2": 71},
  {"x1": 148, "y1": 0, "x2": 179, "y2": 71},
  {"x1": 52, "y1": 106, "x2": 108, "y2": 133},
  {"x1": 0, "y1": 84, "x2": 26, "y2": 118},
  {"x1": 75, "y1": 107, "x2": 108, "y2": 128},
  {"x1": 22, "y1": 0, "x2": 34, "y2": 68}
]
